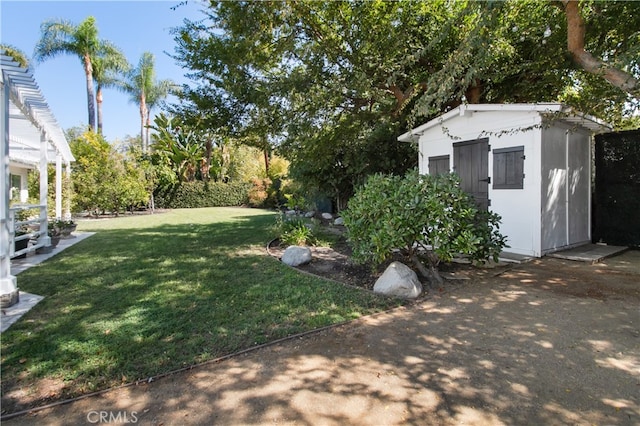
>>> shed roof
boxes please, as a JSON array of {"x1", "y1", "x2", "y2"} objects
[
  {"x1": 1, "y1": 54, "x2": 74, "y2": 166},
  {"x1": 398, "y1": 103, "x2": 612, "y2": 143}
]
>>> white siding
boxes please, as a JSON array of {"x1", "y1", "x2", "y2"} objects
[
  {"x1": 418, "y1": 110, "x2": 543, "y2": 256},
  {"x1": 415, "y1": 107, "x2": 595, "y2": 258}
]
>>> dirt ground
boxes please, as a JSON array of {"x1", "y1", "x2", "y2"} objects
[{"x1": 3, "y1": 247, "x2": 639, "y2": 425}]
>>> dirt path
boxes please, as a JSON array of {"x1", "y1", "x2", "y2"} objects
[{"x1": 5, "y1": 252, "x2": 640, "y2": 425}]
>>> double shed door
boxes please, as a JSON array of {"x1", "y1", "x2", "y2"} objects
[{"x1": 453, "y1": 138, "x2": 490, "y2": 211}]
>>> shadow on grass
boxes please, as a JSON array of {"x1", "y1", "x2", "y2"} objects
[
  {"x1": 1, "y1": 211, "x2": 402, "y2": 414},
  {"x1": 5, "y1": 260, "x2": 639, "y2": 425}
]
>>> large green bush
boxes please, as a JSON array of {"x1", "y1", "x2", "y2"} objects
[
  {"x1": 70, "y1": 131, "x2": 149, "y2": 215},
  {"x1": 342, "y1": 170, "x2": 506, "y2": 285},
  {"x1": 154, "y1": 181, "x2": 251, "y2": 208}
]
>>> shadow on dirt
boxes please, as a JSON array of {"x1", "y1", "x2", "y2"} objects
[{"x1": 7, "y1": 251, "x2": 639, "y2": 425}]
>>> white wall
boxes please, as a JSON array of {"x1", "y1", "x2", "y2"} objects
[{"x1": 418, "y1": 109, "x2": 545, "y2": 256}]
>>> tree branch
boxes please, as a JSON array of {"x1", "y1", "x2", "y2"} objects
[{"x1": 561, "y1": 0, "x2": 639, "y2": 98}]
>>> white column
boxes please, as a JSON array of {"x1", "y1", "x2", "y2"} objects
[
  {"x1": 55, "y1": 154, "x2": 62, "y2": 219},
  {"x1": 38, "y1": 132, "x2": 50, "y2": 247},
  {"x1": 0, "y1": 74, "x2": 18, "y2": 307},
  {"x1": 64, "y1": 162, "x2": 72, "y2": 220}
]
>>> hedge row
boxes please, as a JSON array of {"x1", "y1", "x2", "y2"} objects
[{"x1": 155, "y1": 181, "x2": 252, "y2": 209}]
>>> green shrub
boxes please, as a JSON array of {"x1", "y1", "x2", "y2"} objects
[
  {"x1": 273, "y1": 214, "x2": 317, "y2": 246},
  {"x1": 341, "y1": 170, "x2": 506, "y2": 285},
  {"x1": 155, "y1": 181, "x2": 251, "y2": 208}
]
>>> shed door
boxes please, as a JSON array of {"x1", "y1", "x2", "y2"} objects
[{"x1": 453, "y1": 138, "x2": 489, "y2": 210}]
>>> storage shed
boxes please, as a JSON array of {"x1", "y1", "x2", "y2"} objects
[{"x1": 398, "y1": 103, "x2": 611, "y2": 257}]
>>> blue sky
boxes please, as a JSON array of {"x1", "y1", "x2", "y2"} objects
[{"x1": 1, "y1": 0, "x2": 205, "y2": 142}]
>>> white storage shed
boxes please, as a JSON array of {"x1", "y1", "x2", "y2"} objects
[{"x1": 398, "y1": 103, "x2": 611, "y2": 257}]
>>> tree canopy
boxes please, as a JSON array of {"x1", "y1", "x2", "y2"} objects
[{"x1": 171, "y1": 0, "x2": 640, "y2": 206}]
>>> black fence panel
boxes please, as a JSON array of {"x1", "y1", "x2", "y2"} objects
[{"x1": 593, "y1": 129, "x2": 640, "y2": 247}]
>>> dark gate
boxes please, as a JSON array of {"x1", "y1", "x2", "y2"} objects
[
  {"x1": 453, "y1": 138, "x2": 489, "y2": 210},
  {"x1": 593, "y1": 129, "x2": 640, "y2": 247}
]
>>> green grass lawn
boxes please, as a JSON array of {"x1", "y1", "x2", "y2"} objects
[{"x1": 1, "y1": 207, "x2": 402, "y2": 410}]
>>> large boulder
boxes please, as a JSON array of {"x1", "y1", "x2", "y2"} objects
[
  {"x1": 373, "y1": 262, "x2": 422, "y2": 299},
  {"x1": 281, "y1": 246, "x2": 312, "y2": 266}
]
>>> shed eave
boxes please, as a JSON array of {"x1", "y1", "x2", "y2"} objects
[{"x1": 397, "y1": 102, "x2": 612, "y2": 142}]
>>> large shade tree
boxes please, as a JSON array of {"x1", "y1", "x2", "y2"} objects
[{"x1": 172, "y1": 0, "x2": 640, "y2": 206}]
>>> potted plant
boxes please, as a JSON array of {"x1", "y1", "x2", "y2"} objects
[
  {"x1": 50, "y1": 219, "x2": 76, "y2": 238},
  {"x1": 13, "y1": 226, "x2": 29, "y2": 259},
  {"x1": 47, "y1": 221, "x2": 62, "y2": 248}
]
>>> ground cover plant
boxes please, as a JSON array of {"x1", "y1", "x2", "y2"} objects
[{"x1": 1, "y1": 207, "x2": 402, "y2": 413}]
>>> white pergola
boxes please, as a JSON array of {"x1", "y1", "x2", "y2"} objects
[{"x1": 1, "y1": 54, "x2": 75, "y2": 307}]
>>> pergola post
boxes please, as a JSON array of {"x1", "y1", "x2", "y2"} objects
[
  {"x1": 64, "y1": 163, "x2": 72, "y2": 220},
  {"x1": 55, "y1": 154, "x2": 62, "y2": 219},
  {"x1": 38, "y1": 132, "x2": 50, "y2": 247},
  {"x1": 0, "y1": 70, "x2": 18, "y2": 308}
]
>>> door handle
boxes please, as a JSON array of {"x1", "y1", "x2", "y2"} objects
[{"x1": 479, "y1": 177, "x2": 491, "y2": 183}]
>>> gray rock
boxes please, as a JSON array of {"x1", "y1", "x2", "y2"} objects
[
  {"x1": 285, "y1": 210, "x2": 297, "y2": 216},
  {"x1": 334, "y1": 217, "x2": 344, "y2": 226},
  {"x1": 373, "y1": 262, "x2": 422, "y2": 299},
  {"x1": 281, "y1": 246, "x2": 312, "y2": 266},
  {"x1": 321, "y1": 212, "x2": 333, "y2": 220},
  {"x1": 304, "y1": 211, "x2": 316, "y2": 218}
]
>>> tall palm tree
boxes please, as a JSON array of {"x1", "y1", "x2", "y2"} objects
[
  {"x1": 120, "y1": 52, "x2": 175, "y2": 151},
  {"x1": 34, "y1": 16, "x2": 104, "y2": 131},
  {"x1": 0, "y1": 44, "x2": 30, "y2": 68},
  {"x1": 92, "y1": 44, "x2": 129, "y2": 135}
]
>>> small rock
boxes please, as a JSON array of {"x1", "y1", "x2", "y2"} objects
[
  {"x1": 374, "y1": 262, "x2": 422, "y2": 299},
  {"x1": 334, "y1": 217, "x2": 344, "y2": 226},
  {"x1": 304, "y1": 211, "x2": 315, "y2": 218},
  {"x1": 281, "y1": 246, "x2": 312, "y2": 266},
  {"x1": 285, "y1": 210, "x2": 297, "y2": 216},
  {"x1": 321, "y1": 212, "x2": 333, "y2": 220}
]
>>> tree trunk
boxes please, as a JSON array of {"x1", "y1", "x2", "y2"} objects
[
  {"x1": 83, "y1": 54, "x2": 96, "y2": 131},
  {"x1": 561, "y1": 0, "x2": 639, "y2": 97},
  {"x1": 145, "y1": 108, "x2": 152, "y2": 149},
  {"x1": 410, "y1": 253, "x2": 444, "y2": 287},
  {"x1": 139, "y1": 93, "x2": 147, "y2": 152},
  {"x1": 465, "y1": 80, "x2": 483, "y2": 104},
  {"x1": 96, "y1": 85, "x2": 104, "y2": 135},
  {"x1": 263, "y1": 147, "x2": 270, "y2": 176},
  {"x1": 202, "y1": 139, "x2": 212, "y2": 181}
]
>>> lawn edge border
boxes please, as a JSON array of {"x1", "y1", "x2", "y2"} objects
[
  {"x1": 1, "y1": 239, "x2": 423, "y2": 420},
  {"x1": 1, "y1": 299, "x2": 420, "y2": 421}
]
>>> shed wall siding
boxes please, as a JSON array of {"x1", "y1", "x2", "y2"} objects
[
  {"x1": 417, "y1": 110, "x2": 543, "y2": 256},
  {"x1": 567, "y1": 130, "x2": 591, "y2": 245},
  {"x1": 540, "y1": 125, "x2": 592, "y2": 253},
  {"x1": 541, "y1": 126, "x2": 568, "y2": 251}
]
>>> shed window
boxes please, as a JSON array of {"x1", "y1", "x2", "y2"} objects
[
  {"x1": 493, "y1": 146, "x2": 524, "y2": 189},
  {"x1": 428, "y1": 155, "x2": 450, "y2": 175}
]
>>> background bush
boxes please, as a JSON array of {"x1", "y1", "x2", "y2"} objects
[{"x1": 155, "y1": 181, "x2": 251, "y2": 209}]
